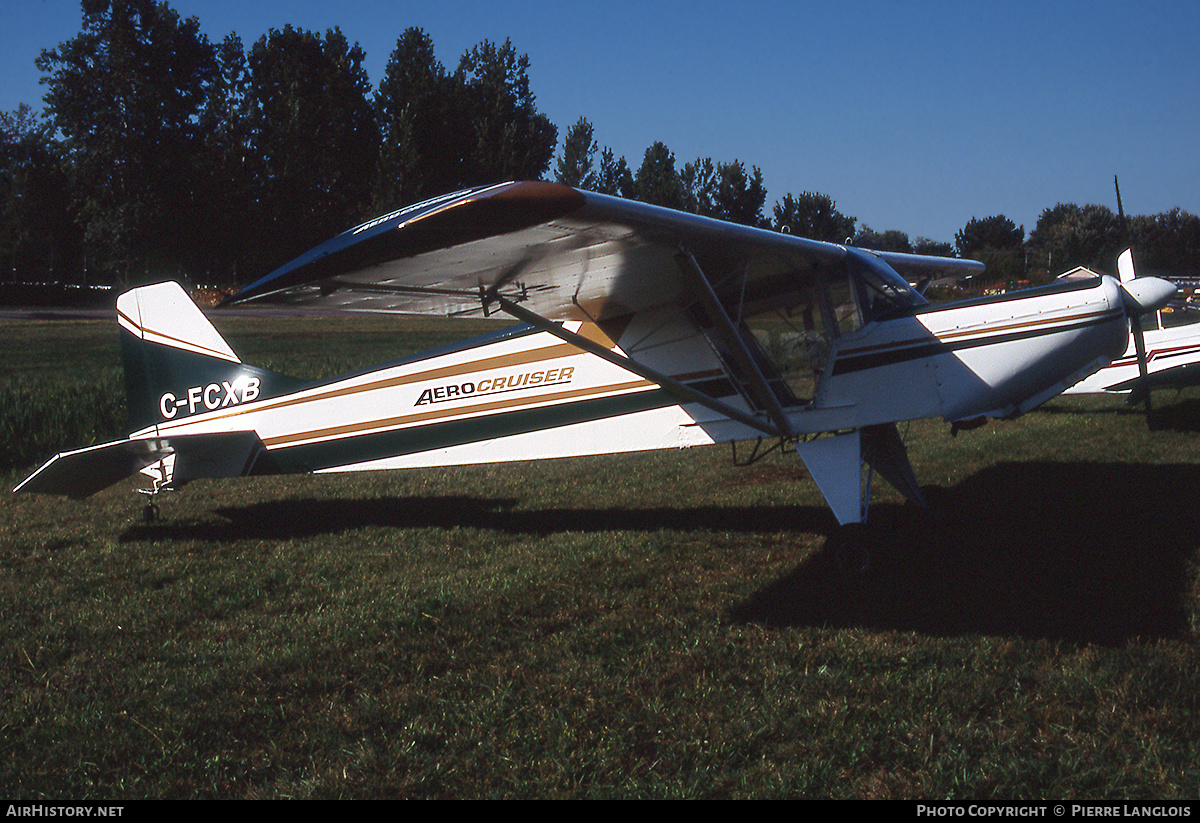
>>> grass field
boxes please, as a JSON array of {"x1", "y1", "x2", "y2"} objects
[{"x1": 2, "y1": 312, "x2": 1199, "y2": 799}]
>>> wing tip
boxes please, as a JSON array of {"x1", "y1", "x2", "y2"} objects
[{"x1": 224, "y1": 181, "x2": 589, "y2": 307}]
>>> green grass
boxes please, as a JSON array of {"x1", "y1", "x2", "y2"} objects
[{"x1": 2, "y1": 313, "x2": 1199, "y2": 798}]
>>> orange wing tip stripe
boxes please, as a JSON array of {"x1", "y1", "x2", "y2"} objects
[{"x1": 140, "y1": 328, "x2": 241, "y2": 362}]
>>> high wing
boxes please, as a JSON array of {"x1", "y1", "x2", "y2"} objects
[
  {"x1": 228, "y1": 181, "x2": 982, "y2": 320},
  {"x1": 20, "y1": 181, "x2": 1174, "y2": 545}
]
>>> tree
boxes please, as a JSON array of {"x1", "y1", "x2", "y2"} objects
[
  {"x1": 192, "y1": 33, "x2": 255, "y2": 282},
  {"x1": 374, "y1": 27, "x2": 461, "y2": 209},
  {"x1": 246, "y1": 25, "x2": 380, "y2": 270},
  {"x1": 680, "y1": 157, "x2": 718, "y2": 216},
  {"x1": 856, "y1": 225, "x2": 912, "y2": 253},
  {"x1": 634, "y1": 142, "x2": 684, "y2": 209},
  {"x1": 454, "y1": 39, "x2": 557, "y2": 185},
  {"x1": 1027, "y1": 203, "x2": 1123, "y2": 275},
  {"x1": 954, "y1": 214, "x2": 1026, "y2": 282},
  {"x1": 955, "y1": 215, "x2": 1024, "y2": 258},
  {"x1": 37, "y1": 0, "x2": 219, "y2": 283},
  {"x1": 0, "y1": 105, "x2": 81, "y2": 283},
  {"x1": 772, "y1": 191, "x2": 856, "y2": 242},
  {"x1": 913, "y1": 237, "x2": 954, "y2": 256},
  {"x1": 1127, "y1": 208, "x2": 1200, "y2": 272},
  {"x1": 596, "y1": 147, "x2": 633, "y2": 198},
  {"x1": 556, "y1": 117, "x2": 599, "y2": 190},
  {"x1": 712, "y1": 161, "x2": 768, "y2": 227},
  {"x1": 679, "y1": 158, "x2": 768, "y2": 227}
]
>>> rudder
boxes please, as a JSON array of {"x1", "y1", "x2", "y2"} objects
[{"x1": 117, "y1": 282, "x2": 304, "y2": 431}]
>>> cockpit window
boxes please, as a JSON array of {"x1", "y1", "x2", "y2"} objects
[
  {"x1": 720, "y1": 248, "x2": 930, "y2": 408},
  {"x1": 846, "y1": 248, "x2": 929, "y2": 323}
]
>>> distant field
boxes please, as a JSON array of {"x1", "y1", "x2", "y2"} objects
[{"x1": 2, "y1": 312, "x2": 1199, "y2": 799}]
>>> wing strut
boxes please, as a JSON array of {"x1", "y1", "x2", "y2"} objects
[
  {"x1": 674, "y1": 250, "x2": 796, "y2": 438},
  {"x1": 494, "y1": 296, "x2": 784, "y2": 438}
]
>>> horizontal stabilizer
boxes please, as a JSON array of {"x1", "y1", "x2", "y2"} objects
[
  {"x1": 14, "y1": 431, "x2": 268, "y2": 499},
  {"x1": 14, "y1": 439, "x2": 173, "y2": 499}
]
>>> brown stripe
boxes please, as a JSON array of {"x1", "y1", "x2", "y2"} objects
[
  {"x1": 119, "y1": 308, "x2": 238, "y2": 361},
  {"x1": 156, "y1": 337, "x2": 587, "y2": 433},
  {"x1": 839, "y1": 308, "x2": 1114, "y2": 358},
  {"x1": 261, "y1": 377, "x2": 655, "y2": 448}
]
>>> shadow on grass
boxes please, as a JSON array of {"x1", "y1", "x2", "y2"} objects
[
  {"x1": 733, "y1": 462, "x2": 1200, "y2": 645},
  {"x1": 1041, "y1": 395, "x2": 1200, "y2": 435},
  {"x1": 120, "y1": 461, "x2": 1199, "y2": 646},
  {"x1": 121, "y1": 494, "x2": 836, "y2": 541},
  {"x1": 1147, "y1": 398, "x2": 1200, "y2": 434}
]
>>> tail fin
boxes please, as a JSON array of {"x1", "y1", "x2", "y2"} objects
[
  {"x1": 16, "y1": 283, "x2": 301, "y2": 498},
  {"x1": 117, "y1": 282, "x2": 305, "y2": 431}
]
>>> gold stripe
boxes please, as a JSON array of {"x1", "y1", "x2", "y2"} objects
[
  {"x1": 842, "y1": 307, "x2": 1115, "y2": 358},
  {"x1": 932, "y1": 308, "x2": 1114, "y2": 343},
  {"x1": 261, "y1": 376, "x2": 655, "y2": 449},
  {"x1": 156, "y1": 337, "x2": 591, "y2": 433}
]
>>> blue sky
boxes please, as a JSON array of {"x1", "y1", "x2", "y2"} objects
[{"x1": 3, "y1": 0, "x2": 1198, "y2": 247}]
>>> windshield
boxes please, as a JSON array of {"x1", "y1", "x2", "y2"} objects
[{"x1": 846, "y1": 247, "x2": 929, "y2": 323}]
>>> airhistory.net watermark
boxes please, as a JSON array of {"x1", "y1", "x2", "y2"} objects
[{"x1": 6, "y1": 808, "x2": 124, "y2": 817}]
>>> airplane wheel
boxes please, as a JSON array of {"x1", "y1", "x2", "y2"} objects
[
  {"x1": 143, "y1": 502, "x2": 159, "y2": 523},
  {"x1": 832, "y1": 525, "x2": 871, "y2": 576}
]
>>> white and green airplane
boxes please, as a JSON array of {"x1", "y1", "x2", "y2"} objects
[{"x1": 14, "y1": 182, "x2": 1176, "y2": 540}]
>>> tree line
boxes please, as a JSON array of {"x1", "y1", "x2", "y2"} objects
[{"x1": 2, "y1": 0, "x2": 1197, "y2": 292}]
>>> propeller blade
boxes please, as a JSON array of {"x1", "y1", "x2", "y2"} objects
[{"x1": 1113, "y1": 249, "x2": 1176, "y2": 411}]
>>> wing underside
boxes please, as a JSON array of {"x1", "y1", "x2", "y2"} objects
[{"x1": 228, "y1": 181, "x2": 982, "y2": 324}]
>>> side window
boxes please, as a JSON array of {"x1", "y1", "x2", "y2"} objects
[
  {"x1": 717, "y1": 252, "x2": 925, "y2": 406},
  {"x1": 825, "y1": 275, "x2": 862, "y2": 335},
  {"x1": 739, "y1": 274, "x2": 852, "y2": 403}
]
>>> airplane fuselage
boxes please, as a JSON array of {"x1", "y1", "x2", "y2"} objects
[
  {"x1": 113, "y1": 275, "x2": 1128, "y2": 485},
  {"x1": 813, "y1": 275, "x2": 1128, "y2": 429}
]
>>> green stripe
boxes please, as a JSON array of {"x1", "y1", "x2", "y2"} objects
[{"x1": 259, "y1": 388, "x2": 676, "y2": 474}]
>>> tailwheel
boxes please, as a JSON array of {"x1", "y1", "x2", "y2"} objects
[
  {"x1": 137, "y1": 484, "x2": 167, "y2": 523},
  {"x1": 137, "y1": 455, "x2": 174, "y2": 524}
]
